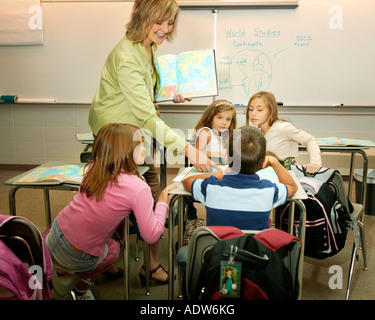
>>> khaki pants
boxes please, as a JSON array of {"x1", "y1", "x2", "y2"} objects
[{"x1": 142, "y1": 162, "x2": 161, "y2": 203}]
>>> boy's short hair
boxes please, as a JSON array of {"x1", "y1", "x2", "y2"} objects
[{"x1": 228, "y1": 125, "x2": 266, "y2": 174}]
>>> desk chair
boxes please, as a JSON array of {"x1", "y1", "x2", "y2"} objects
[
  {"x1": 50, "y1": 268, "x2": 100, "y2": 300},
  {"x1": 42, "y1": 227, "x2": 100, "y2": 300},
  {"x1": 330, "y1": 172, "x2": 367, "y2": 300},
  {"x1": 80, "y1": 143, "x2": 93, "y2": 163},
  {"x1": 0, "y1": 216, "x2": 52, "y2": 300},
  {"x1": 123, "y1": 216, "x2": 151, "y2": 299}
]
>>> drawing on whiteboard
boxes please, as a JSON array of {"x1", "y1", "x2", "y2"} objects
[{"x1": 219, "y1": 49, "x2": 272, "y2": 98}]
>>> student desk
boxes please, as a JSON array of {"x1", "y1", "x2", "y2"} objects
[
  {"x1": 4, "y1": 161, "x2": 149, "y2": 300},
  {"x1": 3, "y1": 161, "x2": 87, "y2": 227},
  {"x1": 167, "y1": 169, "x2": 307, "y2": 300},
  {"x1": 299, "y1": 145, "x2": 369, "y2": 207}
]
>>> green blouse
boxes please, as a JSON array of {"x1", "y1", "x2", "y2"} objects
[{"x1": 89, "y1": 36, "x2": 188, "y2": 154}]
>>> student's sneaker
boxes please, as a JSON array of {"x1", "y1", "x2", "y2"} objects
[{"x1": 74, "y1": 289, "x2": 95, "y2": 300}]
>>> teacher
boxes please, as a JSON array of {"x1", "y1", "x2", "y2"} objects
[{"x1": 89, "y1": 0, "x2": 215, "y2": 285}]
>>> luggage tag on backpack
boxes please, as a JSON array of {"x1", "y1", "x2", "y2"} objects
[{"x1": 219, "y1": 245, "x2": 241, "y2": 298}]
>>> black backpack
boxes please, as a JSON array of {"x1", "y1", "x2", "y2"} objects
[
  {"x1": 191, "y1": 229, "x2": 300, "y2": 300},
  {"x1": 275, "y1": 165, "x2": 354, "y2": 259}
]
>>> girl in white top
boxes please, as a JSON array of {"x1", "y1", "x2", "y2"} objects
[
  {"x1": 194, "y1": 100, "x2": 237, "y2": 162},
  {"x1": 182, "y1": 100, "x2": 236, "y2": 219},
  {"x1": 246, "y1": 91, "x2": 322, "y2": 174}
]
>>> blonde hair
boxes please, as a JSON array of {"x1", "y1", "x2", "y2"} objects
[
  {"x1": 126, "y1": 0, "x2": 180, "y2": 44},
  {"x1": 194, "y1": 100, "x2": 237, "y2": 135},
  {"x1": 80, "y1": 123, "x2": 141, "y2": 201},
  {"x1": 246, "y1": 91, "x2": 279, "y2": 127}
]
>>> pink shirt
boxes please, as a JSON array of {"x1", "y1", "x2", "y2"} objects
[{"x1": 57, "y1": 173, "x2": 167, "y2": 257}]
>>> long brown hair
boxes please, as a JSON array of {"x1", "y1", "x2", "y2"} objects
[
  {"x1": 194, "y1": 99, "x2": 237, "y2": 135},
  {"x1": 246, "y1": 91, "x2": 279, "y2": 127},
  {"x1": 80, "y1": 123, "x2": 141, "y2": 201},
  {"x1": 126, "y1": 0, "x2": 179, "y2": 44}
]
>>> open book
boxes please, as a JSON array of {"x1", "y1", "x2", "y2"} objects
[
  {"x1": 173, "y1": 165, "x2": 228, "y2": 183},
  {"x1": 173, "y1": 165, "x2": 278, "y2": 183},
  {"x1": 13, "y1": 165, "x2": 85, "y2": 185},
  {"x1": 318, "y1": 137, "x2": 375, "y2": 147},
  {"x1": 76, "y1": 132, "x2": 94, "y2": 143},
  {"x1": 155, "y1": 49, "x2": 218, "y2": 102}
]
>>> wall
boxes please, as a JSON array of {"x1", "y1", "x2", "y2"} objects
[
  {"x1": 0, "y1": 103, "x2": 374, "y2": 175},
  {"x1": 1, "y1": 0, "x2": 375, "y2": 174}
]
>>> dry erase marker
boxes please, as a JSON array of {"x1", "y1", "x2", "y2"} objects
[{"x1": 332, "y1": 104, "x2": 344, "y2": 107}]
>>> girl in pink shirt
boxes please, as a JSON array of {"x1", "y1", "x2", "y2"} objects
[{"x1": 46, "y1": 123, "x2": 177, "y2": 287}]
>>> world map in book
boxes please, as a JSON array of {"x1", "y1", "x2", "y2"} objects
[
  {"x1": 13, "y1": 165, "x2": 84, "y2": 185},
  {"x1": 318, "y1": 137, "x2": 375, "y2": 147},
  {"x1": 155, "y1": 49, "x2": 218, "y2": 101}
]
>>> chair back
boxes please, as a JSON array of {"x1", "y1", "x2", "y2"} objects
[{"x1": 0, "y1": 215, "x2": 52, "y2": 300}]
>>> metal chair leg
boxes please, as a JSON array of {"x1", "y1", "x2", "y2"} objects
[
  {"x1": 144, "y1": 242, "x2": 151, "y2": 296},
  {"x1": 345, "y1": 242, "x2": 357, "y2": 300}
]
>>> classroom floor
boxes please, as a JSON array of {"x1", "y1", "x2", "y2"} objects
[{"x1": 0, "y1": 167, "x2": 374, "y2": 301}]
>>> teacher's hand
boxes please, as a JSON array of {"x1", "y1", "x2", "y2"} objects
[
  {"x1": 173, "y1": 92, "x2": 192, "y2": 103},
  {"x1": 153, "y1": 103, "x2": 160, "y2": 117},
  {"x1": 183, "y1": 144, "x2": 219, "y2": 173}
]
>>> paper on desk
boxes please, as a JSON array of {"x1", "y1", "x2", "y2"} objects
[
  {"x1": 172, "y1": 166, "x2": 226, "y2": 183},
  {"x1": 172, "y1": 167, "x2": 192, "y2": 183}
]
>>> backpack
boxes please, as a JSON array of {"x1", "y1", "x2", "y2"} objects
[
  {"x1": 191, "y1": 227, "x2": 301, "y2": 300},
  {"x1": 0, "y1": 215, "x2": 52, "y2": 300},
  {"x1": 275, "y1": 165, "x2": 353, "y2": 259}
]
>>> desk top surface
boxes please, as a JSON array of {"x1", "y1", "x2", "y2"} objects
[
  {"x1": 169, "y1": 167, "x2": 307, "y2": 200},
  {"x1": 4, "y1": 161, "x2": 149, "y2": 186},
  {"x1": 299, "y1": 145, "x2": 369, "y2": 152}
]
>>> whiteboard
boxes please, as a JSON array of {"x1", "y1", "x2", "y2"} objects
[
  {"x1": 215, "y1": 0, "x2": 375, "y2": 106},
  {"x1": 0, "y1": 0, "x2": 374, "y2": 106},
  {"x1": 0, "y1": 1, "x2": 214, "y2": 104},
  {"x1": 0, "y1": 2, "x2": 132, "y2": 104}
]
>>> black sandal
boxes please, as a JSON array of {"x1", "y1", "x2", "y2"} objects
[
  {"x1": 139, "y1": 264, "x2": 174, "y2": 286},
  {"x1": 102, "y1": 267, "x2": 124, "y2": 280}
]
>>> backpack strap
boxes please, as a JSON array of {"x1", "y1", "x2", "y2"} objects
[
  {"x1": 299, "y1": 178, "x2": 322, "y2": 194},
  {"x1": 290, "y1": 164, "x2": 336, "y2": 180}
]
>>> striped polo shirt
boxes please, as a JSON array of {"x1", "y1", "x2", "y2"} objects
[{"x1": 191, "y1": 172, "x2": 288, "y2": 230}]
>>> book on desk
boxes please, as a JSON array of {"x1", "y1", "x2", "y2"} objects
[
  {"x1": 318, "y1": 137, "x2": 375, "y2": 147},
  {"x1": 76, "y1": 132, "x2": 94, "y2": 143},
  {"x1": 12, "y1": 165, "x2": 85, "y2": 185},
  {"x1": 172, "y1": 165, "x2": 228, "y2": 183},
  {"x1": 172, "y1": 165, "x2": 279, "y2": 183}
]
